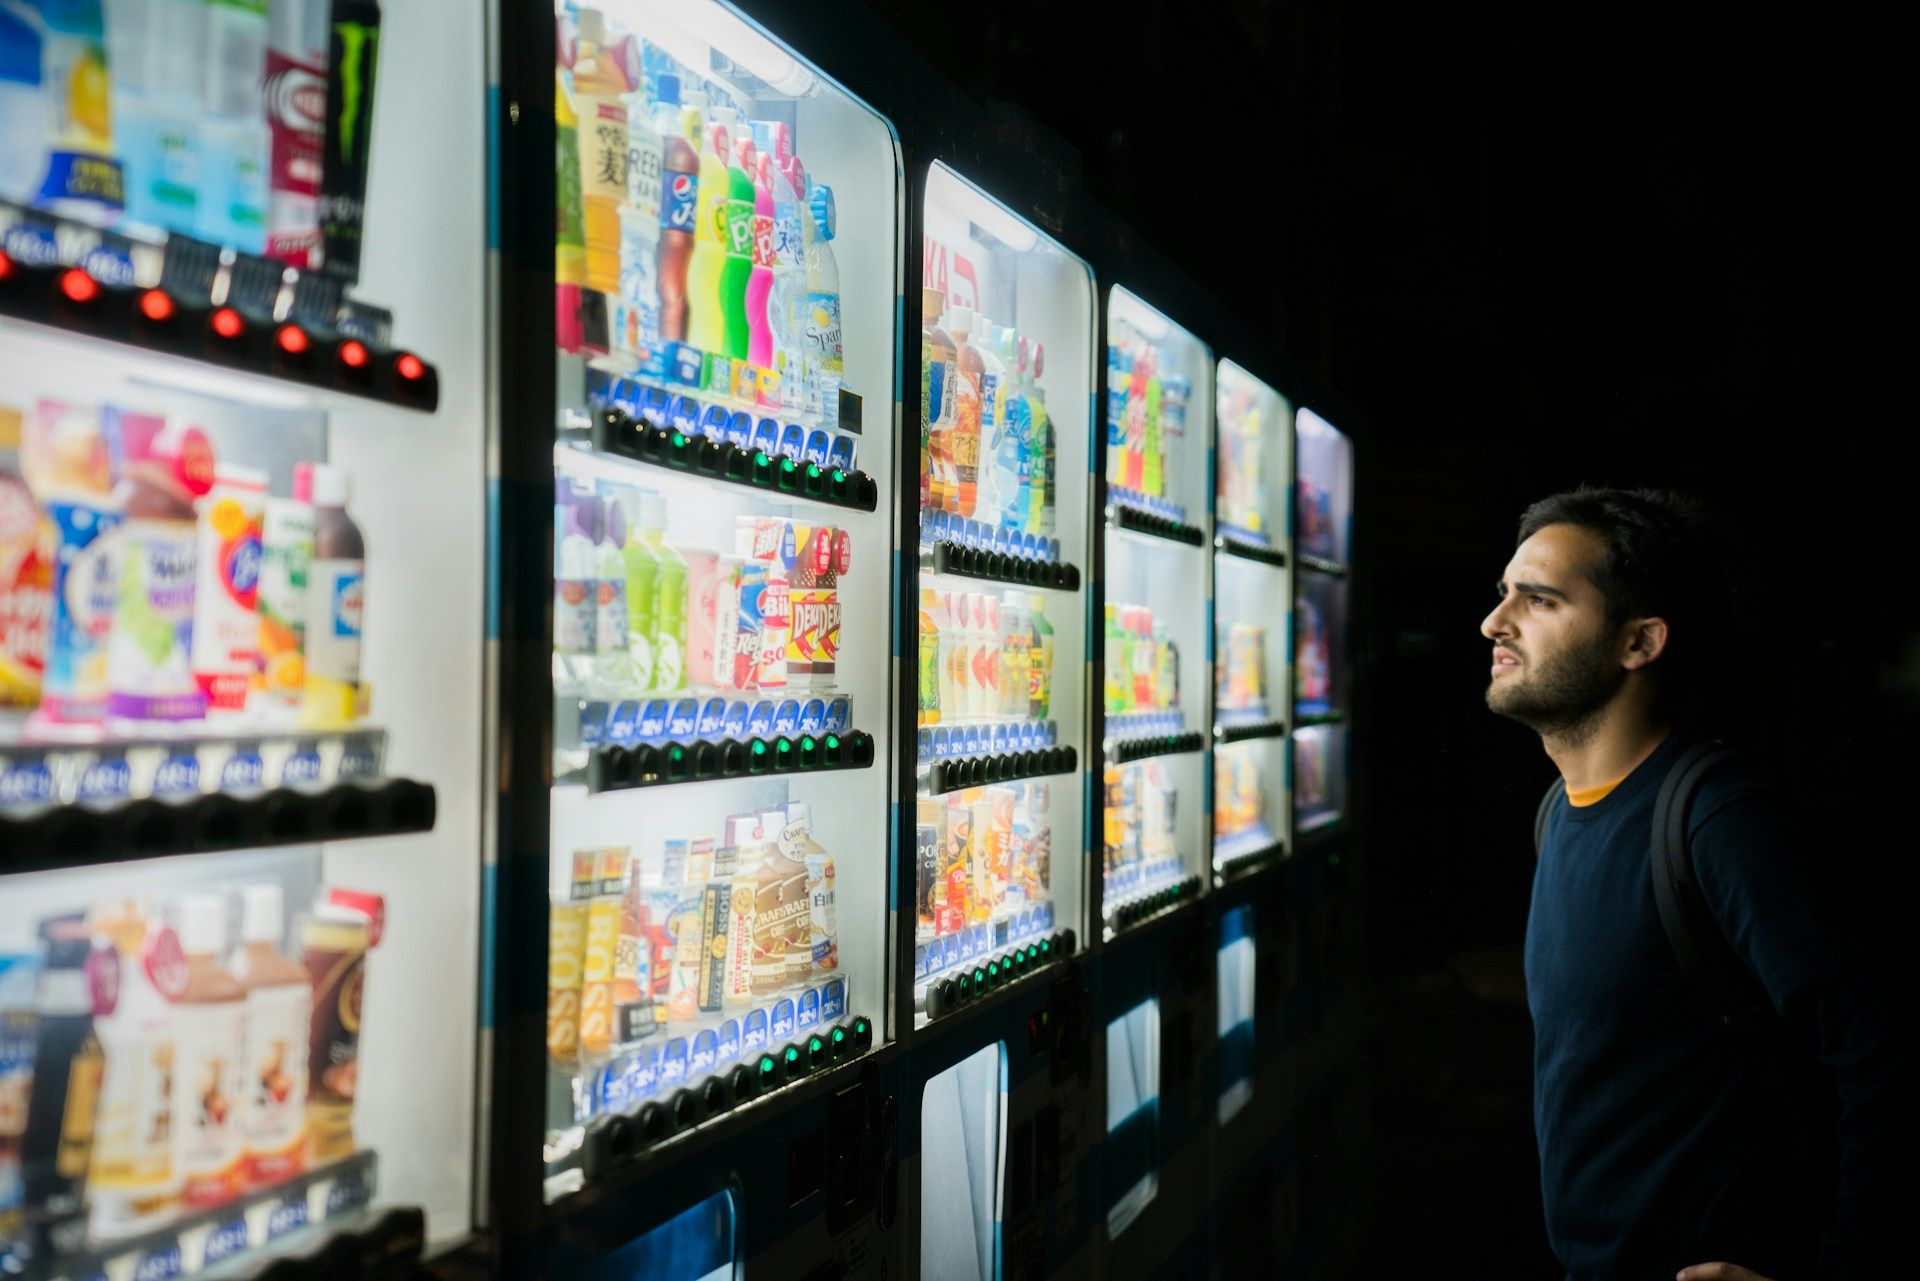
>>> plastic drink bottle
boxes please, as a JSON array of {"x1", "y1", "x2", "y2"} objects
[
  {"x1": 965, "y1": 313, "x2": 1018, "y2": 530},
  {"x1": 755, "y1": 122, "x2": 806, "y2": 410},
  {"x1": 655, "y1": 83, "x2": 698, "y2": 344},
  {"x1": 648, "y1": 504, "x2": 687, "y2": 694},
  {"x1": 803, "y1": 183, "x2": 843, "y2": 421},
  {"x1": 971, "y1": 594, "x2": 998, "y2": 719},
  {"x1": 554, "y1": 72, "x2": 585, "y2": 290},
  {"x1": 917, "y1": 587, "x2": 940, "y2": 725},
  {"x1": 264, "y1": 0, "x2": 328, "y2": 264},
  {"x1": 745, "y1": 149, "x2": 776, "y2": 370},
  {"x1": 228, "y1": 884, "x2": 309, "y2": 1190},
  {"x1": 170, "y1": 893, "x2": 247, "y2": 1210},
  {"x1": 936, "y1": 591, "x2": 962, "y2": 726},
  {"x1": 108, "y1": 0, "x2": 205, "y2": 236},
  {"x1": 621, "y1": 490, "x2": 660, "y2": 690},
  {"x1": 571, "y1": 10, "x2": 626, "y2": 297},
  {"x1": 617, "y1": 89, "x2": 664, "y2": 361},
  {"x1": 108, "y1": 423, "x2": 210, "y2": 727},
  {"x1": 947, "y1": 306, "x2": 983, "y2": 518},
  {"x1": 594, "y1": 496, "x2": 631, "y2": 692},
  {"x1": 189, "y1": 462, "x2": 266, "y2": 715},
  {"x1": 684, "y1": 94, "x2": 726, "y2": 354},
  {"x1": 720, "y1": 126, "x2": 756, "y2": 364},
  {"x1": 1028, "y1": 594, "x2": 1053, "y2": 719},
  {"x1": 552, "y1": 483, "x2": 595, "y2": 696},
  {"x1": 1030, "y1": 343, "x2": 1056, "y2": 539},
  {"x1": 35, "y1": 0, "x2": 124, "y2": 219},
  {"x1": 921, "y1": 288, "x2": 957, "y2": 513},
  {"x1": 198, "y1": 0, "x2": 270, "y2": 253},
  {"x1": 998, "y1": 594, "x2": 1028, "y2": 718},
  {"x1": 994, "y1": 325, "x2": 1034, "y2": 536},
  {"x1": 86, "y1": 902, "x2": 178, "y2": 1235},
  {"x1": 301, "y1": 464, "x2": 364, "y2": 727}
]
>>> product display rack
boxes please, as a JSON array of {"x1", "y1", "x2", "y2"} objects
[
  {"x1": 1096, "y1": 286, "x2": 1215, "y2": 941},
  {"x1": 0, "y1": 207, "x2": 440, "y2": 414}
]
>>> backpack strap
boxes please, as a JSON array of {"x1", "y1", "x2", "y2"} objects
[
  {"x1": 1650, "y1": 741, "x2": 1769, "y2": 1038},
  {"x1": 1533, "y1": 777, "x2": 1562, "y2": 856}
]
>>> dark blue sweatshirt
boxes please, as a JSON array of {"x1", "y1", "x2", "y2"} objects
[{"x1": 1526, "y1": 735, "x2": 1901, "y2": 1281}]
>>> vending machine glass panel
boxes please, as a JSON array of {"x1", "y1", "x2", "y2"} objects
[
  {"x1": 913, "y1": 163, "x2": 1093, "y2": 1024},
  {"x1": 919, "y1": 1042, "x2": 1007, "y2": 1281},
  {"x1": 0, "y1": 2, "x2": 485, "y2": 1273},
  {"x1": 1217, "y1": 905, "x2": 1256, "y2": 1124},
  {"x1": 579, "y1": 1187, "x2": 739, "y2": 1281},
  {"x1": 1100, "y1": 290, "x2": 1211, "y2": 937},
  {"x1": 1211, "y1": 362, "x2": 1292, "y2": 875},
  {"x1": 1292, "y1": 408, "x2": 1352, "y2": 572},
  {"x1": 1292, "y1": 724, "x2": 1348, "y2": 834},
  {"x1": 1104, "y1": 997, "x2": 1160, "y2": 1237},
  {"x1": 544, "y1": 0, "x2": 900, "y2": 1194}
]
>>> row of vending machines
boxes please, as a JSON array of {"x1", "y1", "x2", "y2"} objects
[{"x1": 0, "y1": 1, "x2": 1358, "y2": 1279}]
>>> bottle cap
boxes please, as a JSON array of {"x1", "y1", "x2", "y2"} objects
[
  {"x1": 786, "y1": 801, "x2": 811, "y2": 830},
  {"x1": 948, "y1": 307, "x2": 974, "y2": 340},
  {"x1": 214, "y1": 462, "x2": 269, "y2": 493},
  {"x1": 240, "y1": 884, "x2": 285, "y2": 945},
  {"x1": 657, "y1": 73, "x2": 680, "y2": 105},
  {"x1": 308, "y1": 462, "x2": 350, "y2": 507},
  {"x1": 1031, "y1": 594, "x2": 1046, "y2": 611},
  {"x1": 922, "y1": 287, "x2": 945, "y2": 319},
  {"x1": 294, "y1": 461, "x2": 317, "y2": 503},
  {"x1": 178, "y1": 892, "x2": 228, "y2": 956},
  {"x1": 810, "y1": 184, "x2": 836, "y2": 241}
]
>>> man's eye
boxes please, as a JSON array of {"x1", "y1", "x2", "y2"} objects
[{"x1": 1530, "y1": 595, "x2": 1552, "y2": 608}]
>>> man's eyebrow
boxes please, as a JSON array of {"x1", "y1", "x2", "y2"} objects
[{"x1": 1508, "y1": 580, "x2": 1571, "y2": 601}]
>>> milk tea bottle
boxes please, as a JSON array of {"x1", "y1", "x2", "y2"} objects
[
  {"x1": 169, "y1": 893, "x2": 246, "y2": 1210},
  {"x1": 228, "y1": 885, "x2": 309, "y2": 1188}
]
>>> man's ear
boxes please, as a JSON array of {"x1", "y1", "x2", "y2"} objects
[{"x1": 1620, "y1": 616, "x2": 1670, "y2": 670}]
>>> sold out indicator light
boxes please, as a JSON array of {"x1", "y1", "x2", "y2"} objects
[
  {"x1": 394, "y1": 351, "x2": 426, "y2": 382},
  {"x1": 0, "y1": 248, "x2": 16, "y2": 282},
  {"x1": 58, "y1": 269, "x2": 99, "y2": 305},
  {"x1": 137, "y1": 289, "x2": 175, "y2": 323},
  {"x1": 274, "y1": 324, "x2": 310, "y2": 356},
  {"x1": 209, "y1": 307, "x2": 245, "y2": 341},
  {"x1": 338, "y1": 339, "x2": 370, "y2": 370}
]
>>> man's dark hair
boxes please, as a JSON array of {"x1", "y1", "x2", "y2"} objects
[{"x1": 1517, "y1": 486, "x2": 1742, "y2": 731}]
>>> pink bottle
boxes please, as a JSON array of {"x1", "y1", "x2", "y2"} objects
[{"x1": 746, "y1": 152, "x2": 777, "y2": 372}]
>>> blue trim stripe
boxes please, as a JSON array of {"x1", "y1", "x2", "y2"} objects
[
  {"x1": 478, "y1": 862, "x2": 498, "y2": 1029},
  {"x1": 486, "y1": 84, "x2": 502, "y2": 251},
  {"x1": 485, "y1": 478, "x2": 502, "y2": 640}
]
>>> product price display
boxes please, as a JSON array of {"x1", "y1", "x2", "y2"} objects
[
  {"x1": 916, "y1": 163, "x2": 1094, "y2": 1020},
  {"x1": 1101, "y1": 289, "x2": 1210, "y2": 930},
  {"x1": 544, "y1": 0, "x2": 898, "y2": 1191}
]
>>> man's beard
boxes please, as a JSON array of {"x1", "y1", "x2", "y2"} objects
[{"x1": 1485, "y1": 631, "x2": 1625, "y2": 742}]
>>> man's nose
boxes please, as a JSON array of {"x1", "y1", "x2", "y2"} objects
[{"x1": 1481, "y1": 599, "x2": 1512, "y2": 640}]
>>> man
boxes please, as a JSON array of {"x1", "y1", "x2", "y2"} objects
[{"x1": 1481, "y1": 487, "x2": 1901, "y2": 1280}]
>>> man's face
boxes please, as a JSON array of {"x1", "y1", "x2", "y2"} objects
[{"x1": 1480, "y1": 523, "x2": 1627, "y2": 732}]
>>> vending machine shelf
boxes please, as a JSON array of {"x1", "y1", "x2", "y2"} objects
[
  {"x1": 0, "y1": 249, "x2": 439, "y2": 414},
  {"x1": 564, "y1": 1016, "x2": 875, "y2": 1191},
  {"x1": 1216, "y1": 837, "x2": 1287, "y2": 882},
  {"x1": 1106, "y1": 502, "x2": 1207, "y2": 548},
  {"x1": 1, "y1": 724, "x2": 392, "y2": 804},
  {"x1": 1106, "y1": 730, "x2": 1207, "y2": 765},
  {"x1": 1213, "y1": 718, "x2": 1288, "y2": 745},
  {"x1": 919, "y1": 930, "x2": 1076, "y2": 1020},
  {"x1": 922, "y1": 540, "x2": 1082, "y2": 591},
  {"x1": 1104, "y1": 873, "x2": 1204, "y2": 931},
  {"x1": 582, "y1": 731, "x2": 876, "y2": 794},
  {"x1": 1214, "y1": 534, "x2": 1287, "y2": 569},
  {"x1": 1295, "y1": 709, "x2": 1346, "y2": 728},
  {"x1": 30, "y1": 1151, "x2": 409, "y2": 1281},
  {"x1": 918, "y1": 745, "x2": 1078, "y2": 797},
  {"x1": 1296, "y1": 811, "x2": 1346, "y2": 841},
  {"x1": 564, "y1": 407, "x2": 880, "y2": 514},
  {"x1": 1298, "y1": 553, "x2": 1348, "y2": 578}
]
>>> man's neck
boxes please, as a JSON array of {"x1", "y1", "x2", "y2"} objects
[{"x1": 1541, "y1": 700, "x2": 1670, "y2": 794}]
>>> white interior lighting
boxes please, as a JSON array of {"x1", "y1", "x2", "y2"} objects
[
  {"x1": 1108, "y1": 286, "x2": 1173, "y2": 343},
  {"x1": 930, "y1": 163, "x2": 1041, "y2": 253},
  {"x1": 636, "y1": 0, "x2": 817, "y2": 97},
  {"x1": 1297, "y1": 406, "x2": 1339, "y2": 441}
]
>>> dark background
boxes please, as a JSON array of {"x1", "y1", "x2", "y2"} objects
[{"x1": 856, "y1": 3, "x2": 1913, "y2": 1274}]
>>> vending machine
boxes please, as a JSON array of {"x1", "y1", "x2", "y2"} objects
[
  {"x1": 909, "y1": 156, "x2": 1100, "y2": 1281},
  {"x1": 492, "y1": 0, "x2": 904, "y2": 1274},
  {"x1": 1086, "y1": 288, "x2": 1216, "y2": 1281},
  {"x1": 1095, "y1": 289, "x2": 1211, "y2": 939},
  {"x1": 0, "y1": 3, "x2": 486, "y2": 1278}
]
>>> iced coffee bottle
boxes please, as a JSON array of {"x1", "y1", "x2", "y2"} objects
[
  {"x1": 170, "y1": 893, "x2": 247, "y2": 1211},
  {"x1": 228, "y1": 885, "x2": 310, "y2": 1189}
]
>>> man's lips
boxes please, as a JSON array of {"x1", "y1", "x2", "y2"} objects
[{"x1": 1491, "y1": 648, "x2": 1522, "y2": 676}]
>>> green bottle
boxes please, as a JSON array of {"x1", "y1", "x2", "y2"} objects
[
  {"x1": 1028, "y1": 594, "x2": 1054, "y2": 720},
  {"x1": 621, "y1": 488, "x2": 661, "y2": 690},
  {"x1": 646, "y1": 495, "x2": 688, "y2": 693},
  {"x1": 1103, "y1": 603, "x2": 1128, "y2": 715}
]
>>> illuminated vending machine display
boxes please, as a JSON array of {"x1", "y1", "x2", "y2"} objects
[
  {"x1": 542, "y1": 0, "x2": 894, "y2": 1195},
  {"x1": 1098, "y1": 289, "x2": 1211, "y2": 938},
  {"x1": 912, "y1": 163, "x2": 1091, "y2": 1025},
  {"x1": 1291, "y1": 408, "x2": 1352, "y2": 834},
  {"x1": 1211, "y1": 362, "x2": 1293, "y2": 879},
  {"x1": 0, "y1": 4, "x2": 483, "y2": 1278}
]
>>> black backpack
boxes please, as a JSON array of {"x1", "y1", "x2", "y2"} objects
[{"x1": 1533, "y1": 740, "x2": 1765, "y2": 1037}]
